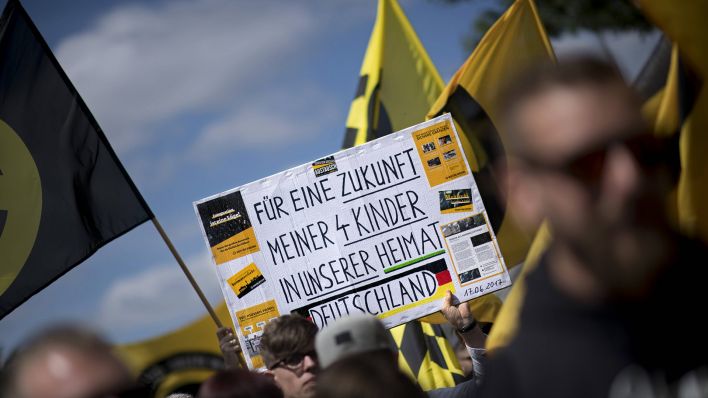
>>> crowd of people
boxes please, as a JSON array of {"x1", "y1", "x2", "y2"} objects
[{"x1": 1, "y1": 55, "x2": 706, "y2": 398}]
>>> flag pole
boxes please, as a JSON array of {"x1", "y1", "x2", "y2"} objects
[
  {"x1": 153, "y1": 217, "x2": 249, "y2": 369},
  {"x1": 151, "y1": 217, "x2": 223, "y2": 328}
]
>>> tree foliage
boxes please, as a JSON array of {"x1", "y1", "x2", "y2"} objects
[{"x1": 433, "y1": 0, "x2": 653, "y2": 51}]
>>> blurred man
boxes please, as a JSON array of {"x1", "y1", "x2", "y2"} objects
[
  {"x1": 259, "y1": 315, "x2": 319, "y2": 398},
  {"x1": 1, "y1": 325, "x2": 139, "y2": 398},
  {"x1": 478, "y1": 56, "x2": 707, "y2": 397},
  {"x1": 315, "y1": 302, "x2": 485, "y2": 398},
  {"x1": 197, "y1": 369, "x2": 282, "y2": 398},
  {"x1": 315, "y1": 352, "x2": 426, "y2": 398}
]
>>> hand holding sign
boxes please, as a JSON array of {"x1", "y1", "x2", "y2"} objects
[
  {"x1": 217, "y1": 327, "x2": 244, "y2": 369},
  {"x1": 441, "y1": 290, "x2": 473, "y2": 330},
  {"x1": 441, "y1": 290, "x2": 485, "y2": 348}
]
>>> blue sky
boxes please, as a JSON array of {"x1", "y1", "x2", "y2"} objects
[{"x1": 0, "y1": 0, "x2": 660, "y2": 353}]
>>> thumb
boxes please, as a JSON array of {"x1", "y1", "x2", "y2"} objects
[{"x1": 442, "y1": 290, "x2": 453, "y2": 310}]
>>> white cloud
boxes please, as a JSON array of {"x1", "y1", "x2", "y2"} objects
[
  {"x1": 55, "y1": 0, "x2": 317, "y2": 153},
  {"x1": 189, "y1": 84, "x2": 340, "y2": 160},
  {"x1": 98, "y1": 250, "x2": 222, "y2": 336}
]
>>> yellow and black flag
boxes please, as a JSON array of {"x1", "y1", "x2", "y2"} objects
[
  {"x1": 425, "y1": 0, "x2": 555, "y2": 352},
  {"x1": 427, "y1": 0, "x2": 554, "y2": 270},
  {"x1": 342, "y1": 0, "x2": 443, "y2": 148},
  {"x1": 342, "y1": 0, "x2": 500, "y2": 389},
  {"x1": 0, "y1": 0, "x2": 152, "y2": 319},
  {"x1": 640, "y1": 1, "x2": 708, "y2": 243},
  {"x1": 485, "y1": 2, "x2": 707, "y2": 352},
  {"x1": 117, "y1": 303, "x2": 232, "y2": 398}
]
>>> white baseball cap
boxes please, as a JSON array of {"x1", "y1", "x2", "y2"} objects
[{"x1": 315, "y1": 314, "x2": 397, "y2": 368}]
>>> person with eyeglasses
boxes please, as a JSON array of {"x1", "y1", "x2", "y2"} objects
[
  {"x1": 475, "y1": 56, "x2": 708, "y2": 398},
  {"x1": 259, "y1": 315, "x2": 319, "y2": 398}
]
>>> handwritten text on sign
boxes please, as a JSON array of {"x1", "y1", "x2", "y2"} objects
[{"x1": 194, "y1": 114, "x2": 510, "y2": 369}]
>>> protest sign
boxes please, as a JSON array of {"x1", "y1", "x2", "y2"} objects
[{"x1": 194, "y1": 114, "x2": 510, "y2": 368}]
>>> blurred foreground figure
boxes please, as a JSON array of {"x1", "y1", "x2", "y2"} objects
[
  {"x1": 315, "y1": 353, "x2": 426, "y2": 398},
  {"x1": 478, "y1": 57, "x2": 708, "y2": 397},
  {"x1": 315, "y1": 312, "x2": 482, "y2": 398},
  {"x1": 197, "y1": 369, "x2": 282, "y2": 398},
  {"x1": 259, "y1": 315, "x2": 319, "y2": 398},
  {"x1": 313, "y1": 314, "x2": 425, "y2": 398},
  {"x1": 1, "y1": 325, "x2": 140, "y2": 398}
]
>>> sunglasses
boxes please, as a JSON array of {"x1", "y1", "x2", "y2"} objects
[
  {"x1": 521, "y1": 131, "x2": 679, "y2": 189},
  {"x1": 270, "y1": 350, "x2": 318, "y2": 371}
]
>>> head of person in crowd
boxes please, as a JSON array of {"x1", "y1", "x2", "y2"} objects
[
  {"x1": 1, "y1": 325, "x2": 136, "y2": 398},
  {"x1": 260, "y1": 315, "x2": 319, "y2": 398},
  {"x1": 500, "y1": 55, "x2": 679, "y2": 299},
  {"x1": 315, "y1": 313, "x2": 398, "y2": 370},
  {"x1": 315, "y1": 352, "x2": 426, "y2": 398},
  {"x1": 197, "y1": 369, "x2": 283, "y2": 398}
]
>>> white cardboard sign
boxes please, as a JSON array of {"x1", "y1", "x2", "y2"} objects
[{"x1": 193, "y1": 114, "x2": 510, "y2": 369}]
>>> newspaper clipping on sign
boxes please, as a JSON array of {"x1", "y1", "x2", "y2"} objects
[{"x1": 193, "y1": 114, "x2": 510, "y2": 369}]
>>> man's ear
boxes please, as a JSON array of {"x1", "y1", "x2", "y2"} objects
[
  {"x1": 503, "y1": 157, "x2": 544, "y2": 231},
  {"x1": 263, "y1": 369, "x2": 276, "y2": 379}
]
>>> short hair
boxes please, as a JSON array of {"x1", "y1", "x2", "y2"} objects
[
  {"x1": 259, "y1": 315, "x2": 318, "y2": 369},
  {"x1": 499, "y1": 56, "x2": 637, "y2": 153},
  {"x1": 197, "y1": 369, "x2": 282, "y2": 398},
  {"x1": 315, "y1": 352, "x2": 426, "y2": 398},
  {"x1": 1, "y1": 325, "x2": 129, "y2": 397},
  {"x1": 5, "y1": 325, "x2": 117, "y2": 367}
]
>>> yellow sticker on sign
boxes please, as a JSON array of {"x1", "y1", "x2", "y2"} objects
[
  {"x1": 439, "y1": 189, "x2": 473, "y2": 214},
  {"x1": 412, "y1": 120, "x2": 469, "y2": 187},
  {"x1": 196, "y1": 191, "x2": 261, "y2": 265},
  {"x1": 228, "y1": 263, "x2": 266, "y2": 299},
  {"x1": 211, "y1": 226, "x2": 260, "y2": 265},
  {"x1": 236, "y1": 300, "x2": 280, "y2": 369}
]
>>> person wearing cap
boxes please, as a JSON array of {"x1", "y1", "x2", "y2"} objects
[{"x1": 315, "y1": 291, "x2": 485, "y2": 398}]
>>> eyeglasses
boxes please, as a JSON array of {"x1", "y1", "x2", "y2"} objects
[
  {"x1": 521, "y1": 131, "x2": 678, "y2": 190},
  {"x1": 270, "y1": 350, "x2": 318, "y2": 372}
]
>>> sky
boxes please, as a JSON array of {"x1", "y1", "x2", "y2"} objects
[{"x1": 0, "y1": 0, "x2": 661, "y2": 354}]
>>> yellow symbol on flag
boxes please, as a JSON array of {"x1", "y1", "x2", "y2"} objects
[
  {"x1": 116, "y1": 303, "x2": 233, "y2": 398},
  {"x1": 0, "y1": 119, "x2": 42, "y2": 295}
]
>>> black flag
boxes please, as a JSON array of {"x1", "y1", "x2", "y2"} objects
[{"x1": 0, "y1": 0, "x2": 153, "y2": 319}]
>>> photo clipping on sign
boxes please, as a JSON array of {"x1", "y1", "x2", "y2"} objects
[{"x1": 193, "y1": 113, "x2": 510, "y2": 369}]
